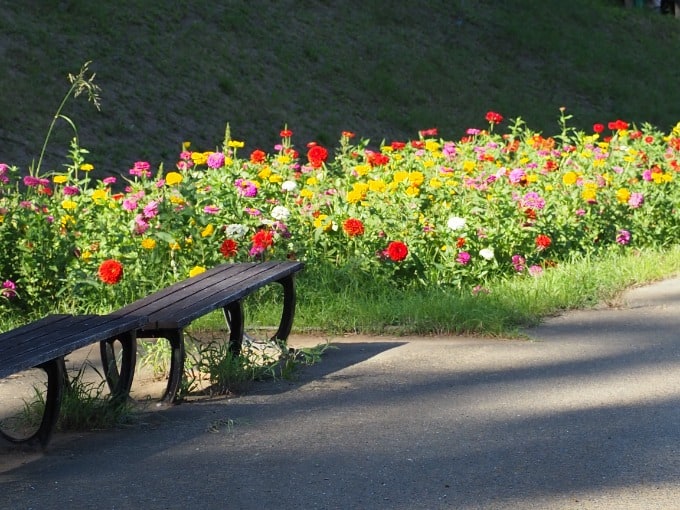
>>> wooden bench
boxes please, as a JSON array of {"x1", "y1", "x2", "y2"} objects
[
  {"x1": 101, "y1": 260, "x2": 304, "y2": 404},
  {"x1": 0, "y1": 314, "x2": 146, "y2": 448},
  {"x1": 1, "y1": 260, "x2": 303, "y2": 448}
]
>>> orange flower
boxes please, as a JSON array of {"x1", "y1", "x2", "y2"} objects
[
  {"x1": 342, "y1": 218, "x2": 364, "y2": 237},
  {"x1": 98, "y1": 259, "x2": 123, "y2": 285}
]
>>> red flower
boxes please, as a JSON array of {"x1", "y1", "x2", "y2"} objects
[
  {"x1": 418, "y1": 128, "x2": 438, "y2": 137},
  {"x1": 593, "y1": 123, "x2": 605, "y2": 134},
  {"x1": 307, "y1": 145, "x2": 328, "y2": 168},
  {"x1": 251, "y1": 229, "x2": 274, "y2": 250},
  {"x1": 456, "y1": 237, "x2": 466, "y2": 248},
  {"x1": 485, "y1": 111, "x2": 504, "y2": 124},
  {"x1": 250, "y1": 149, "x2": 266, "y2": 164},
  {"x1": 279, "y1": 129, "x2": 293, "y2": 138},
  {"x1": 386, "y1": 241, "x2": 408, "y2": 262},
  {"x1": 607, "y1": 119, "x2": 629, "y2": 131},
  {"x1": 367, "y1": 152, "x2": 390, "y2": 167},
  {"x1": 98, "y1": 259, "x2": 123, "y2": 285},
  {"x1": 341, "y1": 131, "x2": 355, "y2": 139},
  {"x1": 535, "y1": 234, "x2": 552, "y2": 251},
  {"x1": 391, "y1": 141, "x2": 407, "y2": 151},
  {"x1": 342, "y1": 218, "x2": 364, "y2": 237},
  {"x1": 220, "y1": 239, "x2": 238, "y2": 258}
]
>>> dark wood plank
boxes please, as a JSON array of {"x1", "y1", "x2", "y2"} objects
[{"x1": 0, "y1": 314, "x2": 146, "y2": 379}]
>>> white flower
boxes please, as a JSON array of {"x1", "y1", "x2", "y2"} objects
[
  {"x1": 281, "y1": 180, "x2": 297, "y2": 192},
  {"x1": 271, "y1": 205, "x2": 290, "y2": 221},
  {"x1": 447, "y1": 216, "x2": 466, "y2": 231},
  {"x1": 479, "y1": 247, "x2": 495, "y2": 260},
  {"x1": 225, "y1": 223, "x2": 247, "y2": 238}
]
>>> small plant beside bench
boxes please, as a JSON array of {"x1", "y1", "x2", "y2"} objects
[{"x1": 0, "y1": 260, "x2": 304, "y2": 449}]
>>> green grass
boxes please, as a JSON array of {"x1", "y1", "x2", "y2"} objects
[
  {"x1": 1, "y1": 0, "x2": 679, "y2": 179},
  {"x1": 188, "y1": 247, "x2": 680, "y2": 338}
]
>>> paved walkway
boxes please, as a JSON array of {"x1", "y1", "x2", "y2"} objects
[{"x1": 1, "y1": 278, "x2": 679, "y2": 509}]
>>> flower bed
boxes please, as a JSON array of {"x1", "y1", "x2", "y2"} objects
[{"x1": 1, "y1": 111, "x2": 679, "y2": 316}]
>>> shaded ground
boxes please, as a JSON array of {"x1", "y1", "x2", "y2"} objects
[{"x1": 1, "y1": 277, "x2": 679, "y2": 509}]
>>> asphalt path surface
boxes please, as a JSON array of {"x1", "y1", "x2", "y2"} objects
[{"x1": 1, "y1": 278, "x2": 679, "y2": 509}]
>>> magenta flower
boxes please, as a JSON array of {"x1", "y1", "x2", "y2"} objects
[
  {"x1": 512, "y1": 254, "x2": 526, "y2": 272},
  {"x1": 616, "y1": 229, "x2": 631, "y2": 246},
  {"x1": 204, "y1": 205, "x2": 220, "y2": 214},
  {"x1": 63, "y1": 185, "x2": 79, "y2": 196},
  {"x1": 143, "y1": 200, "x2": 159, "y2": 219},
  {"x1": 23, "y1": 176, "x2": 41, "y2": 187},
  {"x1": 122, "y1": 199, "x2": 138, "y2": 211},
  {"x1": 133, "y1": 214, "x2": 150, "y2": 234},
  {"x1": 129, "y1": 161, "x2": 152, "y2": 178},
  {"x1": 519, "y1": 191, "x2": 545, "y2": 210},
  {"x1": 235, "y1": 179, "x2": 258, "y2": 197},
  {"x1": 456, "y1": 251, "x2": 471, "y2": 265},
  {"x1": 207, "y1": 152, "x2": 226, "y2": 169},
  {"x1": 102, "y1": 176, "x2": 117, "y2": 186},
  {"x1": 1, "y1": 280, "x2": 17, "y2": 299},
  {"x1": 508, "y1": 168, "x2": 526, "y2": 184}
]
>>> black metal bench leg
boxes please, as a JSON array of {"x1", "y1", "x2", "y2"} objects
[
  {"x1": 160, "y1": 329, "x2": 185, "y2": 404},
  {"x1": 0, "y1": 358, "x2": 66, "y2": 449},
  {"x1": 223, "y1": 300, "x2": 244, "y2": 356},
  {"x1": 100, "y1": 331, "x2": 137, "y2": 400},
  {"x1": 271, "y1": 274, "x2": 297, "y2": 343}
]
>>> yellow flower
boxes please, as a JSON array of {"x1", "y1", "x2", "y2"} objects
[
  {"x1": 60, "y1": 214, "x2": 75, "y2": 227},
  {"x1": 425, "y1": 140, "x2": 440, "y2": 152},
  {"x1": 81, "y1": 250, "x2": 92, "y2": 261},
  {"x1": 189, "y1": 266, "x2": 206, "y2": 278},
  {"x1": 191, "y1": 152, "x2": 208, "y2": 165},
  {"x1": 141, "y1": 238, "x2": 157, "y2": 250},
  {"x1": 201, "y1": 224, "x2": 214, "y2": 238},
  {"x1": 79, "y1": 163, "x2": 94, "y2": 172},
  {"x1": 562, "y1": 172, "x2": 578, "y2": 185},
  {"x1": 269, "y1": 174, "x2": 283, "y2": 183},
  {"x1": 526, "y1": 174, "x2": 538, "y2": 183},
  {"x1": 408, "y1": 171, "x2": 425, "y2": 186},
  {"x1": 429, "y1": 178, "x2": 443, "y2": 189},
  {"x1": 300, "y1": 189, "x2": 314, "y2": 199},
  {"x1": 462, "y1": 160, "x2": 476, "y2": 173},
  {"x1": 616, "y1": 188, "x2": 631, "y2": 204},
  {"x1": 169, "y1": 242, "x2": 181, "y2": 251},
  {"x1": 276, "y1": 155, "x2": 291, "y2": 165},
  {"x1": 368, "y1": 179, "x2": 386, "y2": 193},
  {"x1": 0, "y1": 215, "x2": 3, "y2": 224},
  {"x1": 354, "y1": 164, "x2": 371, "y2": 176},
  {"x1": 61, "y1": 200, "x2": 77, "y2": 210},
  {"x1": 393, "y1": 171, "x2": 409, "y2": 184},
  {"x1": 53, "y1": 175, "x2": 68, "y2": 184},
  {"x1": 405, "y1": 185, "x2": 420, "y2": 197},
  {"x1": 313, "y1": 214, "x2": 332, "y2": 232},
  {"x1": 228, "y1": 140, "x2": 245, "y2": 148},
  {"x1": 182, "y1": 141, "x2": 191, "y2": 151},
  {"x1": 346, "y1": 189, "x2": 364, "y2": 204},
  {"x1": 165, "y1": 172, "x2": 183, "y2": 186},
  {"x1": 91, "y1": 189, "x2": 108, "y2": 202},
  {"x1": 306, "y1": 176, "x2": 319, "y2": 186},
  {"x1": 258, "y1": 167, "x2": 272, "y2": 180},
  {"x1": 169, "y1": 196, "x2": 186, "y2": 206}
]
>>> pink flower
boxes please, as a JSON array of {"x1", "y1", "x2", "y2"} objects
[
  {"x1": 143, "y1": 200, "x2": 159, "y2": 218},
  {"x1": 102, "y1": 176, "x2": 117, "y2": 186},
  {"x1": 616, "y1": 229, "x2": 631, "y2": 246},
  {"x1": 456, "y1": 251, "x2": 471, "y2": 265},
  {"x1": 512, "y1": 254, "x2": 526, "y2": 272},
  {"x1": 528, "y1": 265, "x2": 543, "y2": 276},
  {"x1": 62, "y1": 185, "x2": 79, "y2": 196},
  {"x1": 204, "y1": 205, "x2": 220, "y2": 214},
  {"x1": 129, "y1": 161, "x2": 152, "y2": 178},
  {"x1": 122, "y1": 199, "x2": 138, "y2": 211},
  {"x1": 1, "y1": 280, "x2": 17, "y2": 299},
  {"x1": 628, "y1": 193, "x2": 644, "y2": 209}
]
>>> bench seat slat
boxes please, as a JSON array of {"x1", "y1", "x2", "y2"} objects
[
  {"x1": 0, "y1": 314, "x2": 146, "y2": 379},
  {"x1": 115, "y1": 261, "x2": 303, "y2": 331}
]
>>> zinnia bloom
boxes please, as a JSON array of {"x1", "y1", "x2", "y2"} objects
[
  {"x1": 307, "y1": 145, "x2": 328, "y2": 168},
  {"x1": 485, "y1": 111, "x2": 503, "y2": 124},
  {"x1": 386, "y1": 241, "x2": 408, "y2": 262},
  {"x1": 535, "y1": 234, "x2": 552, "y2": 250},
  {"x1": 207, "y1": 152, "x2": 225, "y2": 169},
  {"x1": 616, "y1": 229, "x2": 631, "y2": 245},
  {"x1": 456, "y1": 251, "x2": 471, "y2": 265},
  {"x1": 1, "y1": 280, "x2": 17, "y2": 299},
  {"x1": 251, "y1": 229, "x2": 274, "y2": 256},
  {"x1": 220, "y1": 239, "x2": 239, "y2": 258},
  {"x1": 98, "y1": 259, "x2": 123, "y2": 285},
  {"x1": 343, "y1": 218, "x2": 365, "y2": 237},
  {"x1": 250, "y1": 150, "x2": 267, "y2": 164}
]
